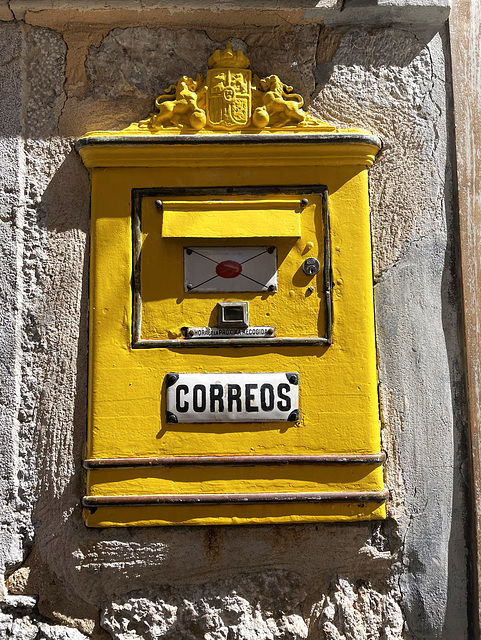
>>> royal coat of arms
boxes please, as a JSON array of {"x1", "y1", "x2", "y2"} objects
[
  {"x1": 207, "y1": 68, "x2": 251, "y2": 129},
  {"x1": 138, "y1": 43, "x2": 335, "y2": 133}
]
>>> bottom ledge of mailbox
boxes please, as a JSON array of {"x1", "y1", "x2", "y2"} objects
[{"x1": 82, "y1": 490, "x2": 389, "y2": 508}]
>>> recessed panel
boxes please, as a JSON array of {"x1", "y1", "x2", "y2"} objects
[{"x1": 137, "y1": 191, "x2": 328, "y2": 345}]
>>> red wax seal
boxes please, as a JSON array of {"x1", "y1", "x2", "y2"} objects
[{"x1": 216, "y1": 260, "x2": 242, "y2": 279}]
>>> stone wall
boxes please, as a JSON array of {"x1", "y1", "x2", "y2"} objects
[{"x1": 0, "y1": 2, "x2": 470, "y2": 638}]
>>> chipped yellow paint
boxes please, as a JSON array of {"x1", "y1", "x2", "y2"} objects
[
  {"x1": 87, "y1": 504, "x2": 387, "y2": 528},
  {"x1": 77, "y1": 129, "x2": 383, "y2": 527}
]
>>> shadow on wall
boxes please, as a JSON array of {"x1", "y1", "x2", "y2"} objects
[
  {"x1": 369, "y1": 25, "x2": 470, "y2": 639},
  {"x1": 441, "y1": 32, "x2": 472, "y2": 639}
]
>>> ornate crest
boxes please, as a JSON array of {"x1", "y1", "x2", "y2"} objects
[
  {"x1": 206, "y1": 45, "x2": 251, "y2": 129},
  {"x1": 138, "y1": 44, "x2": 335, "y2": 133},
  {"x1": 207, "y1": 68, "x2": 251, "y2": 129}
]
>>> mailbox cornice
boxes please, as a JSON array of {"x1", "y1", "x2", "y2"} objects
[
  {"x1": 77, "y1": 44, "x2": 382, "y2": 170},
  {"x1": 76, "y1": 132, "x2": 382, "y2": 169}
]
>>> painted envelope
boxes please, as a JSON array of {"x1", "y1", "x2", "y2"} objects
[{"x1": 184, "y1": 246, "x2": 277, "y2": 293}]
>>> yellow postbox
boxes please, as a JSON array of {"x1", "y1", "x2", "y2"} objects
[{"x1": 77, "y1": 44, "x2": 386, "y2": 527}]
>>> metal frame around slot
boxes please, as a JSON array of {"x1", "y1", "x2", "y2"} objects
[{"x1": 131, "y1": 185, "x2": 332, "y2": 349}]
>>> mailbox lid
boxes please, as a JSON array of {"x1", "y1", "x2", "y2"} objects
[{"x1": 161, "y1": 197, "x2": 301, "y2": 238}]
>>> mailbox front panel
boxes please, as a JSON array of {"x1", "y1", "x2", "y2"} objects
[{"x1": 80, "y1": 139, "x2": 385, "y2": 526}]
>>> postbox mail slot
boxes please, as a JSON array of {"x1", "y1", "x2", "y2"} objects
[{"x1": 161, "y1": 198, "x2": 301, "y2": 238}]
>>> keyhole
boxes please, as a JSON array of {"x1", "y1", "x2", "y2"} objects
[{"x1": 301, "y1": 257, "x2": 320, "y2": 276}]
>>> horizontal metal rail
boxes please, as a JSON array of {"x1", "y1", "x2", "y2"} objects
[
  {"x1": 83, "y1": 453, "x2": 386, "y2": 469},
  {"x1": 83, "y1": 489, "x2": 389, "y2": 509}
]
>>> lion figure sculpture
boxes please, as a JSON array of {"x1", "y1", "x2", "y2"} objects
[
  {"x1": 143, "y1": 75, "x2": 206, "y2": 131},
  {"x1": 253, "y1": 75, "x2": 307, "y2": 129}
]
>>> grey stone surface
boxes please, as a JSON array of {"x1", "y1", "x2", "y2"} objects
[
  {"x1": 315, "y1": 24, "x2": 468, "y2": 638},
  {"x1": 316, "y1": 577, "x2": 403, "y2": 639},
  {"x1": 24, "y1": 27, "x2": 67, "y2": 138},
  {"x1": 314, "y1": 28, "x2": 447, "y2": 276},
  {"x1": 84, "y1": 26, "x2": 319, "y2": 104},
  {"x1": 0, "y1": 20, "x2": 34, "y2": 579},
  {"x1": 311, "y1": 0, "x2": 450, "y2": 30},
  {"x1": 7, "y1": 0, "x2": 450, "y2": 22},
  {"x1": 0, "y1": 18, "x2": 69, "y2": 579},
  {"x1": 73, "y1": 26, "x2": 321, "y2": 135},
  {"x1": 0, "y1": 595, "x2": 89, "y2": 639},
  {"x1": 0, "y1": 17, "x2": 470, "y2": 640},
  {"x1": 238, "y1": 25, "x2": 320, "y2": 98},
  {"x1": 85, "y1": 27, "x2": 222, "y2": 101},
  {"x1": 100, "y1": 573, "x2": 404, "y2": 640},
  {"x1": 0, "y1": 20, "x2": 91, "y2": 640},
  {"x1": 101, "y1": 572, "x2": 309, "y2": 640},
  {"x1": 375, "y1": 232, "x2": 468, "y2": 638},
  {"x1": 312, "y1": 25, "x2": 469, "y2": 639}
]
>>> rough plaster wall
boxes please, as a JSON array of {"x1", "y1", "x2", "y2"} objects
[
  {"x1": 0, "y1": 20, "x2": 31, "y2": 585},
  {"x1": 0, "y1": 13, "x2": 469, "y2": 640},
  {"x1": 313, "y1": 27, "x2": 469, "y2": 638}
]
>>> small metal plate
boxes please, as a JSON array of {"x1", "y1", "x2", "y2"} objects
[
  {"x1": 184, "y1": 246, "x2": 277, "y2": 293},
  {"x1": 166, "y1": 372, "x2": 299, "y2": 423},
  {"x1": 183, "y1": 326, "x2": 275, "y2": 339}
]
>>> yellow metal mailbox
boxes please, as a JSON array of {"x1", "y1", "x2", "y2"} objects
[{"x1": 77, "y1": 45, "x2": 386, "y2": 527}]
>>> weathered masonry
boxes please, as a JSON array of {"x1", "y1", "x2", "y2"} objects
[
  {"x1": 0, "y1": 1, "x2": 476, "y2": 638},
  {"x1": 77, "y1": 45, "x2": 386, "y2": 527}
]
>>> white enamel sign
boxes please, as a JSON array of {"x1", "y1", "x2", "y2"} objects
[
  {"x1": 184, "y1": 246, "x2": 277, "y2": 293},
  {"x1": 166, "y1": 372, "x2": 299, "y2": 423}
]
